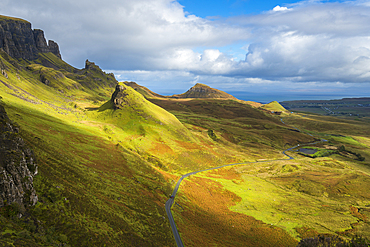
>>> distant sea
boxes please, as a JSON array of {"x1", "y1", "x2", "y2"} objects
[
  {"x1": 158, "y1": 89, "x2": 369, "y2": 104},
  {"x1": 225, "y1": 92, "x2": 370, "y2": 104}
]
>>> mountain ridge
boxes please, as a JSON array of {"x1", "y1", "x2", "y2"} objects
[
  {"x1": 124, "y1": 82, "x2": 238, "y2": 100},
  {"x1": 0, "y1": 15, "x2": 61, "y2": 60}
]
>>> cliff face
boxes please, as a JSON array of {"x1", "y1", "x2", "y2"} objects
[
  {"x1": 0, "y1": 15, "x2": 61, "y2": 60},
  {"x1": 111, "y1": 83, "x2": 129, "y2": 109},
  {"x1": 0, "y1": 104, "x2": 38, "y2": 211}
]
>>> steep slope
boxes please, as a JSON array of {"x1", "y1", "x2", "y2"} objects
[
  {"x1": 110, "y1": 83, "x2": 185, "y2": 126},
  {"x1": 0, "y1": 15, "x2": 61, "y2": 60},
  {"x1": 0, "y1": 15, "x2": 176, "y2": 246},
  {"x1": 2, "y1": 14, "x2": 368, "y2": 247},
  {"x1": 1, "y1": 15, "x2": 265, "y2": 246},
  {"x1": 172, "y1": 83, "x2": 237, "y2": 99},
  {"x1": 0, "y1": 104, "x2": 38, "y2": 209}
]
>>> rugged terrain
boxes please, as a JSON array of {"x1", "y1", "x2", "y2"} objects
[
  {"x1": 124, "y1": 81, "x2": 237, "y2": 100},
  {"x1": 0, "y1": 15, "x2": 369, "y2": 247}
]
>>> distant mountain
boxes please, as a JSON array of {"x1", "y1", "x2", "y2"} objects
[
  {"x1": 172, "y1": 83, "x2": 237, "y2": 99},
  {"x1": 125, "y1": 82, "x2": 237, "y2": 100}
]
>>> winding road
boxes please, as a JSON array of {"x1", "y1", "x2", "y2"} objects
[{"x1": 165, "y1": 118, "x2": 327, "y2": 247}]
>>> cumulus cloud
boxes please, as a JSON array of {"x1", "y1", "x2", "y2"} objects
[
  {"x1": 272, "y1": 5, "x2": 290, "y2": 11},
  {"x1": 1, "y1": 0, "x2": 370, "y2": 97},
  {"x1": 229, "y1": 1, "x2": 370, "y2": 83},
  {"x1": 0, "y1": 0, "x2": 249, "y2": 70}
]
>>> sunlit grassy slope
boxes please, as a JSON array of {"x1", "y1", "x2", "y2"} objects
[
  {"x1": 1, "y1": 42, "x2": 370, "y2": 247},
  {"x1": 261, "y1": 101, "x2": 287, "y2": 113},
  {"x1": 171, "y1": 112, "x2": 370, "y2": 246},
  {"x1": 1, "y1": 47, "x2": 313, "y2": 246},
  {"x1": 0, "y1": 51, "x2": 180, "y2": 246}
]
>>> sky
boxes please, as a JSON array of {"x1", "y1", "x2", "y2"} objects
[{"x1": 1, "y1": 0, "x2": 370, "y2": 102}]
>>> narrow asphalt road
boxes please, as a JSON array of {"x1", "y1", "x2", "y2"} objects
[{"x1": 165, "y1": 118, "x2": 327, "y2": 247}]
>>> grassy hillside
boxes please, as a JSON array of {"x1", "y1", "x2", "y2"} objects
[
  {"x1": 261, "y1": 101, "x2": 287, "y2": 113},
  {"x1": 1, "y1": 34, "x2": 370, "y2": 246},
  {"x1": 281, "y1": 98, "x2": 370, "y2": 117},
  {"x1": 170, "y1": 111, "x2": 370, "y2": 246},
  {"x1": 123, "y1": 81, "x2": 166, "y2": 99},
  {"x1": 0, "y1": 46, "x2": 311, "y2": 246},
  {"x1": 149, "y1": 98, "x2": 315, "y2": 151},
  {"x1": 0, "y1": 51, "x2": 179, "y2": 246},
  {"x1": 171, "y1": 83, "x2": 237, "y2": 99}
]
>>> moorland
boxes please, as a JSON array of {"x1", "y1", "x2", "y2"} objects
[{"x1": 0, "y1": 15, "x2": 370, "y2": 247}]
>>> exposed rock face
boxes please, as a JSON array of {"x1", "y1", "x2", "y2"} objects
[
  {"x1": 80, "y1": 59, "x2": 117, "y2": 88},
  {"x1": 0, "y1": 15, "x2": 61, "y2": 60},
  {"x1": 48, "y1": 40, "x2": 61, "y2": 59},
  {"x1": 84, "y1": 60, "x2": 115, "y2": 78},
  {"x1": 0, "y1": 104, "x2": 38, "y2": 210},
  {"x1": 85, "y1": 60, "x2": 101, "y2": 71},
  {"x1": 111, "y1": 84, "x2": 129, "y2": 109}
]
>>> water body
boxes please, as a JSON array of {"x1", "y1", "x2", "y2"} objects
[
  {"x1": 298, "y1": 148, "x2": 317, "y2": 155},
  {"x1": 227, "y1": 91, "x2": 368, "y2": 104},
  {"x1": 157, "y1": 90, "x2": 367, "y2": 104},
  {"x1": 225, "y1": 92, "x2": 369, "y2": 104}
]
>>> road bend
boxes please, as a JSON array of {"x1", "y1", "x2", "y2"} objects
[{"x1": 165, "y1": 118, "x2": 327, "y2": 247}]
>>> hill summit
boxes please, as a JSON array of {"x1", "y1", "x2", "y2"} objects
[
  {"x1": 261, "y1": 101, "x2": 287, "y2": 113},
  {"x1": 172, "y1": 83, "x2": 237, "y2": 99}
]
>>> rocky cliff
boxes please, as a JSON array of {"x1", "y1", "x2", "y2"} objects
[
  {"x1": 111, "y1": 83, "x2": 129, "y2": 109},
  {"x1": 0, "y1": 104, "x2": 38, "y2": 211},
  {"x1": 0, "y1": 15, "x2": 61, "y2": 60}
]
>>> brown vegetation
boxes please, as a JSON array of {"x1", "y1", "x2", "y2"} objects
[{"x1": 173, "y1": 176, "x2": 298, "y2": 247}]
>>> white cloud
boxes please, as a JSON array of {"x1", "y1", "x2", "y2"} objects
[
  {"x1": 272, "y1": 5, "x2": 290, "y2": 12},
  {"x1": 0, "y1": 0, "x2": 249, "y2": 70},
  {"x1": 1, "y1": 0, "x2": 370, "y2": 98}
]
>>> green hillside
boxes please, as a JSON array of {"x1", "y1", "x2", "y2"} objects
[
  {"x1": 261, "y1": 101, "x2": 287, "y2": 113},
  {"x1": 0, "y1": 32, "x2": 296, "y2": 245},
  {"x1": 171, "y1": 83, "x2": 237, "y2": 99},
  {"x1": 0, "y1": 51, "x2": 176, "y2": 246},
  {"x1": 1, "y1": 15, "x2": 370, "y2": 247},
  {"x1": 123, "y1": 81, "x2": 165, "y2": 99}
]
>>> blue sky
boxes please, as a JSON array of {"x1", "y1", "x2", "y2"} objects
[
  {"x1": 1, "y1": 0, "x2": 370, "y2": 102},
  {"x1": 179, "y1": 0, "x2": 302, "y2": 16}
]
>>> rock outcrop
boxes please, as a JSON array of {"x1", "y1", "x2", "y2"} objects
[
  {"x1": 0, "y1": 15, "x2": 61, "y2": 60},
  {"x1": 111, "y1": 83, "x2": 129, "y2": 109},
  {"x1": 78, "y1": 59, "x2": 117, "y2": 89},
  {"x1": 0, "y1": 104, "x2": 38, "y2": 210}
]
